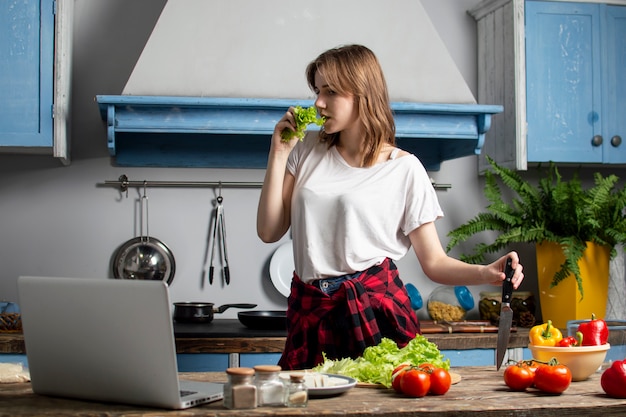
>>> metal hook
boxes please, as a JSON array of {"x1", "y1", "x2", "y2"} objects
[{"x1": 217, "y1": 181, "x2": 223, "y2": 204}]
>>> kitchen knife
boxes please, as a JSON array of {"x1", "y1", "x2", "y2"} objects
[{"x1": 496, "y1": 257, "x2": 515, "y2": 370}]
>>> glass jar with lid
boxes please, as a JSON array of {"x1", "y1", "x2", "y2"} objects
[
  {"x1": 427, "y1": 285, "x2": 475, "y2": 321},
  {"x1": 253, "y1": 365, "x2": 285, "y2": 407},
  {"x1": 286, "y1": 373, "x2": 308, "y2": 408},
  {"x1": 479, "y1": 291, "x2": 536, "y2": 327},
  {"x1": 223, "y1": 367, "x2": 257, "y2": 409}
]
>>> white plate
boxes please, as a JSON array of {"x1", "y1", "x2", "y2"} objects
[
  {"x1": 269, "y1": 241, "x2": 294, "y2": 298},
  {"x1": 280, "y1": 372, "x2": 357, "y2": 397}
]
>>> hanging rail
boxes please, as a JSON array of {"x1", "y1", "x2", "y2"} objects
[{"x1": 103, "y1": 174, "x2": 452, "y2": 193}]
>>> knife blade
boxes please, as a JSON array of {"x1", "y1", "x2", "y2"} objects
[{"x1": 496, "y1": 257, "x2": 515, "y2": 370}]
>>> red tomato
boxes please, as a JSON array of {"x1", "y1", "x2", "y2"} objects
[
  {"x1": 400, "y1": 368, "x2": 431, "y2": 398},
  {"x1": 391, "y1": 364, "x2": 410, "y2": 393},
  {"x1": 533, "y1": 363, "x2": 572, "y2": 394},
  {"x1": 428, "y1": 368, "x2": 452, "y2": 395},
  {"x1": 418, "y1": 363, "x2": 435, "y2": 373},
  {"x1": 503, "y1": 362, "x2": 535, "y2": 391}
]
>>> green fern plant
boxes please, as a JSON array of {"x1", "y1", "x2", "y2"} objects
[{"x1": 446, "y1": 156, "x2": 626, "y2": 299}]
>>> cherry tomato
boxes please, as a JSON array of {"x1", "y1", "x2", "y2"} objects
[
  {"x1": 428, "y1": 368, "x2": 452, "y2": 395},
  {"x1": 391, "y1": 364, "x2": 410, "y2": 393},
  {"x1": 503, "y1": 362, "x2": 535, "y2": 391},
  {"x1": 533, "y1": 363, "x2": 572, "y2": 394},
  {"x1": 400, "y1": 368, "x2": 431, "y2": 398}
]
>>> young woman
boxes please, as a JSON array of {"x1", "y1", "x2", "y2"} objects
[{"x1": 257, "y1": 44, "x2": 524, "y2": 370}]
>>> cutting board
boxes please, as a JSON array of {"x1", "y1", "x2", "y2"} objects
[{"x1": 420, "y1": 320, "x2": 516, "y2": 334}]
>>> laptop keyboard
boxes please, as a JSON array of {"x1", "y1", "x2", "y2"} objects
[{"x1": 180, "y1": 390, "x2": 198, "y2": 397}]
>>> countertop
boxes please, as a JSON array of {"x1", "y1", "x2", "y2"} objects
[
  {"x1": 0, "y1": 319, "x2": 533, "y2": 354},
  {"x1": 1, "y1": 367, "x2": 625, "y2": 416}
]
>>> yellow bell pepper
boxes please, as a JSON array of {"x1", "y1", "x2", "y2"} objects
[{"x1": 529, "y1": 320, "x2": 563, "y2": 346}]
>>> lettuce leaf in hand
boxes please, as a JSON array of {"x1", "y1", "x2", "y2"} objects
[
  {"x1": 312, "y1": 335, "x2": 450, "y2": 388},
  {"x1": 280, "y1": 105, "x2": 325, "y2": 142}
]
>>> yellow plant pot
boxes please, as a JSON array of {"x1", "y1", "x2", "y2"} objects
[{"x1": 536, "y1": 241, "x2": 609, "y2": 329}]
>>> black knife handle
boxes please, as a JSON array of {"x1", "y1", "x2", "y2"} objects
[{"x1": 502, "y1": 257, "x2": 514, "y2": 303}]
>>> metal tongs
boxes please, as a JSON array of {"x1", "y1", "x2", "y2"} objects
[{"x1": 206, "y1": 186, "x2": 230, "y2": 285}]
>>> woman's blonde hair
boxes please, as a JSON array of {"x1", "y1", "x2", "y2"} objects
[{"x1": 306, "y1": 44, "x2": 396, "y2": 167}]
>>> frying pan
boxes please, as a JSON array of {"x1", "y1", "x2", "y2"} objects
[
  {"x1": 112, "y1": 186, "x2": 176, "y2": 285},
  {"x1": 237, "y1": 310, "x2": 287, "y2": 330},
  {"x1": 174, "y1": 302, "x2": 257, "y2": 323}
]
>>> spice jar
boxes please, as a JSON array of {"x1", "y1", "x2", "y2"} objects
[
  {"x1": 253, "y1": 365, "x2": 285, "y2": 407},
  {"x1": 427, "y1": 286, "x2": 475, "y2": 321},
  {"x1": 286, "y1": 373, "x2": 308, "y2": 408},
  {"x1": 223, "y1": 367, "x2": 257, "y2": 409}
]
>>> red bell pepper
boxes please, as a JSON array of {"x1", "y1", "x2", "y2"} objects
[
  {"x1": 577, "y1": 313, "x2": 609, "y2": 346},
  {"x1": 557, "y1": 331, "x2": 583, "y2": 347},
  {"x1": 601, "y1": 359, "x2": 626, "y2": 398}
]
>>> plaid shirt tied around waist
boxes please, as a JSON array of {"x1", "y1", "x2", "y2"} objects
[{"x1": 278, "y1": 258, "x2": 421, "y2": 370}]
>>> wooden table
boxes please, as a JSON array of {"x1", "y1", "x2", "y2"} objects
[{"x1": 1, "y1": 367, "x2": 625, "y2": 416}]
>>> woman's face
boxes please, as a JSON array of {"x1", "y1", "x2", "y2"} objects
[{"x1": 313, "y1": 71, "x2": 359, "y2": 135}]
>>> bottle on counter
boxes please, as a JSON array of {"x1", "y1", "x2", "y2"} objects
[
  {"x1": 286, "y1": 373, "x2": 308, "y2": 408},
  {"x1": 223, "y1": 367, "x2": 257, "y2": 409},
  {"x1": 253, "y1": 364, "x2": 285, "y2": 407}
]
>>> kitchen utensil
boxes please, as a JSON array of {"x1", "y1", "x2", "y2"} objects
[
  {"x1": 496, "y1": 257, "x2": 515, "y2": 370},
  {"x1": 237, "y1": 310, "x2": 287, "y2": 330},
  {"x1": 173, "y1": 302, "x2": 257, "y2": 323},
  {"x1": 112, "y1": 184, "x2": 176, "y2": 284},
  {"x1": 204, "y1": 187, "x2": 230, "y2": 285}
]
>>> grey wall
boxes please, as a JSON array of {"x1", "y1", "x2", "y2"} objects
[{"x1": 0, "y1": 0, "x2": 578, "y2": 320}]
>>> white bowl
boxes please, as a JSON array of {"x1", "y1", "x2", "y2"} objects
[{"x1": 528, "y1": 343, "x2": 610, "y2": 381}]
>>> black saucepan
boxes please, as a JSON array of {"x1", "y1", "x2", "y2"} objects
[
  {"x1": 173, "y1": 302, "x2": 256, "y2": 323},
  {"x1": 237, "y1": 310, "x2": 287, "y2": 330}
]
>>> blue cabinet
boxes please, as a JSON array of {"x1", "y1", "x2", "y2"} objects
[
  {"x1": 0, "y1": 0, "x2": 71, "y2": 163},
  {"x1": 470, "y1": 0, "x2": 626, "y2": 171},
  {"x1": 526, "y1": 1, "x2": 626, "y2": 164}
]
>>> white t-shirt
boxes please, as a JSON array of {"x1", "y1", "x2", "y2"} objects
[{"x1": 286, "y1": 134, "x2": 444, "y2": 283}]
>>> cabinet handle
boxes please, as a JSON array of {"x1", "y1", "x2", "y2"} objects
[
  {"x1": 611, "y1": 135, "x2": 622, "y2": 147},
  {"x1": 591, "y1": 135, "x2": 603, "y2": 147}
]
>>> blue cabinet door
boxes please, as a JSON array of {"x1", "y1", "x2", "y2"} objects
[
  {"x1": 603, "y1": 5, "x2": 626, "y2": 164},
  {"x1": 525, "y1": 1, "x2": 626, "y2": 164},
  {"x1": 0, "y1": 0, "x2": 54, "y2": 148},
  {"x1": 525, "y1": 1, "x2": 601, "y2": 163}
]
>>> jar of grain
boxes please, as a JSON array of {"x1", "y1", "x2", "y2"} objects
[
  {"x1": 223, "y1": 367, "x2": 257, "y2": 409},
  {"x1": 427, "y1": 286, "x2": 474, "y2": 322},
  {"x1": 253, "y1": 365, "x2": 285, "y2": 407}
]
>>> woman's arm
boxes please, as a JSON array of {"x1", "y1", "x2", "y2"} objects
[
  {"x1": 256, "y1": 108, "x2": 299, "y2": 243},
  {"x1": 409, "y1": 222, "x2": 524, "y2": 288}
]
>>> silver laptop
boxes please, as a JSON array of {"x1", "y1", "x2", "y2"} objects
[{"x1": 17, "y1": 276, "x2": 224, "y2": 409}]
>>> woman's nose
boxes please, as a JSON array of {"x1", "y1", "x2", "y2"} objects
[{"x1": 314, "y1": 96, "x2": 324, "y2": 109}]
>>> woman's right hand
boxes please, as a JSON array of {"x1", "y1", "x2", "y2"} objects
[
  {"x1": 271, "y1": 107, "x2": 300, "y2": 152},
  {"x1": 257, "y1": 107, "x2": 299, "y2": 243}
]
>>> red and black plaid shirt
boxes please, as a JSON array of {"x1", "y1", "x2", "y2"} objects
[{"x1": 278, "y1": 258, "x2": 421, "y2": 370}]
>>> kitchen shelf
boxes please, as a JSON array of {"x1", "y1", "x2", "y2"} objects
[{"x1": 96, "y1": 95, "x2": 502, "y2": 171}]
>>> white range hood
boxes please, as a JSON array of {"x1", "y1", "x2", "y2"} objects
[{"x1": 97, "y1": 0, "x2": 501, "y2": 170}]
